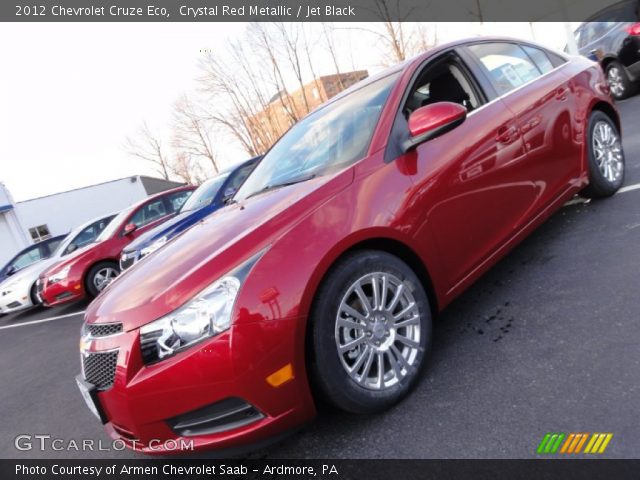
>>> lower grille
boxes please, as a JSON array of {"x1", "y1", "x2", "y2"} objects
[
  {"x1": 83, "y1": 351, "x2": 118, "y2": 390},
  {"x1": 7, "y1": 301, "x2": 21, "y2": 309},
  {"x1": 167, "y1": 397, "x2": 264, "y2": 437}
]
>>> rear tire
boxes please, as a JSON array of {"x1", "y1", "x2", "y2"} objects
[
  {"x1": 85, "y1": 262, "x2": 120, "y2": 298},
  {"x1": 605, "y1": 61, "x2": 634, "y2": 100},
  {"x1": 582, "y1": 111, "x2": 625, "y2": 198},
  {"x1": 309, "y1": 250, "x2": 432, "y2": 414},
  {"x1": 30, "y1": 284, "x2": 39, "y2": 306}
]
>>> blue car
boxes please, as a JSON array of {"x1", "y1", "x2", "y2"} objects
[
  {"x1": 119, "y1": 157, "x2": 260, "y2": 270},
  {"x1": 0, "y1": 234, "x2": 67, "y2": 285}
]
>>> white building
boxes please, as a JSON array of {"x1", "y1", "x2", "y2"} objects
[{"x1": 0, "y1": 176, "x2": 184, "y2": 266}]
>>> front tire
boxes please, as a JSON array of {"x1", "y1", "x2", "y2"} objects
[
  {"x1": 309, "y1": 250, "x2": 432, "y2": 414},
  {"x1": 582, "y1": 111, "x2": 625, "y2": 198},
  {"x1": 85, "y1": 262, "x2": 120, "y2": 298}
]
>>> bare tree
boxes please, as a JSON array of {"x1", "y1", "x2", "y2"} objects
[
  {"x1": 125, "y1": 122, "x2": 171, "y2": 180},
  {"x1": 169, "y1": 153, "x2": 207, "y2": 185},
  {"x1": 172, "y1": 95, "x2": 220, "y2": 174},
  {"x1": 274, "y1": 22, "x2": 312, "y2": 114},
  {"x1": 347, "y1": 2, "x2": 433, "y2": 66},
  {"x1": 321, "y1": 22, "x2": 345, "y2": 89}
]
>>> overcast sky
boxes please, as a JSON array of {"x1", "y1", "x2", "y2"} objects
[{"x1": 0, "y1": 22, "x2": 575, "y2": 202}]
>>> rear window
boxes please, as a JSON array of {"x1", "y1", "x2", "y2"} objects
[{"x1": 522, "y1": 46, "x2": 555, "y2": 74}]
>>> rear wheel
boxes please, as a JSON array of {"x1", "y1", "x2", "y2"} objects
[
  {"x1": 85, "y1": 262, "x2": 120, "y2": 298},
  {"x1": 30, "y1": 283, "x2": 39, "y2": 306},
  {"x1": 309, "y1": 250, "x2": 432, "y2": 414},
  {"x1": 582, "y1": 111, "x2": 625, "y2": 198},
  {"x1": 605, "y1": 61, "x2": 634, "y2": 100}
]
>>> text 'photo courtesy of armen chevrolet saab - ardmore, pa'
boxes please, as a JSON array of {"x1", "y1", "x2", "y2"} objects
[{"x1": 2, "y1": 0, "x2": 640, "y2": 478}]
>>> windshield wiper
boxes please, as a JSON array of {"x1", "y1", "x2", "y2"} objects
[{"x1": 244, "y1": 173, "x2": 317, "y2": 201}]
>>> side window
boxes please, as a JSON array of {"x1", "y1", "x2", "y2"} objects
[
  {"x1": 11, "y1": 246, "x2": 42, "y2": 270},
  {"x1": 129, "y1": 199, "x2": 167, "y2": 228},
  {"x1": 403, "y1": 55, "x2": 483, "y2": 119},
  {"x1": 165, "y1": 191, "x2": 191, "y2": 213},
  {"x1": 468, "y1": 43, "x2": 542, "y2": 96},
  {"x1": 44, "y1": 237, "x2": 63, "y2": 256},
  {"x1": 522, "y1": 46, "x2": 554, "y2": 74}
]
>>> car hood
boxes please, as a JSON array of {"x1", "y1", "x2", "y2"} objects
[
  {"x1": 124, "y1": 207, "x2": 208, "y2": 253},
  {"x1": 86, "y1": 169, "x2": 354, "y2": 329},
  {"x1": 42, "y1": 241, "x2": 103, "y2": 277},
  {"x1": 0, "y1": 257, "x2": 59, "y2": 287}
]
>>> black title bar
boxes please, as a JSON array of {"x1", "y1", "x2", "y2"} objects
[{"x1": 2, "y1": 0, "x2": 639, "y2": 22}]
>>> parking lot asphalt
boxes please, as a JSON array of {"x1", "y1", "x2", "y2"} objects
[{"x1": 1, "y1": 95, "x2": 639, "y2": 460}]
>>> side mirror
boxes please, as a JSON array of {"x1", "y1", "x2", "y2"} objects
[
  {"x1": 403, "y1": 102, "x2": 467, "y2": 152},
  {"x1": 67, "y1": 244, "x2": 77, "y2": 254},
  {"x1": 6, "y1": 265, "x2": 16, "y2": 276},
  {"x1": 123, "y1": 223, "x2": 137, "y2": 236}
]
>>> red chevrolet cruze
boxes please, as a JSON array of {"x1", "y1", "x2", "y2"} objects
[
  {"x1": 78, "y1": 38, "x2": 624, "y2": 453},
  {"x1": 40, "y1": 186, "x2": 194, "y2": 306}
]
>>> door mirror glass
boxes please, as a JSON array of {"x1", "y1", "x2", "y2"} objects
[
  {"x1": 404, "y1": 102, "x2": 467, "y2": 152},
  {"x1": 123, "y1": 223, "x2": 137, "y2": 235}
]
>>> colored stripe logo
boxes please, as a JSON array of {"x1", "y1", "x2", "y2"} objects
[{"x1": 537, "y1": 433, "x2": 613, "y2": 454}]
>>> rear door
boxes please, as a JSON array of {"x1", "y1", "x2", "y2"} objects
[{"x1": 466, "y1": 41, "x2": 582, "y2": 223}]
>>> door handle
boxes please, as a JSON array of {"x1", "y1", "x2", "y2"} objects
[{"x1": 496, "y1": 125, "x2": 517, "y2": 143}]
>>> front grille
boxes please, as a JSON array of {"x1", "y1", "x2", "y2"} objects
[
  {"x1": 83, "y1": 351, "x2": 118, "y2": 390},
  {"x1": 87, "y1": 323, "x2": 123, "y2": 337}
]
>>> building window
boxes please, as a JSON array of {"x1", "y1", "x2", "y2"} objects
[{"x1": 28, "y1": 224, "x2": 51, "y2": 242}]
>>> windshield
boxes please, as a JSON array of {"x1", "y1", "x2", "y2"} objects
[
  {"x1": 235, "y1": 73, "x2": 399, "y2": 200},
  {"x1": 181, "y1": 172, "x2": 230, "y2": 212},
  {"x1": 54, "y1": 215, "x2": 116, "y2": 256},
  {"x1": 95, "y1": 206, "x2": 135, "y2": 242}
]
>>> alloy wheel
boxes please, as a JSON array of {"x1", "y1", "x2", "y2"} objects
[
  {"x1": 607, "y1": 67, "x2": 625, "y2": 98},
  {"x1": 93, "y1": 267, "x2": 118, "y2": 291},
  {"x1": 335, "y1": 272, "x2": 421, "y2": 390},
  {"x1": 592, "y1": 120, "x2": 624, "y2": 183}
]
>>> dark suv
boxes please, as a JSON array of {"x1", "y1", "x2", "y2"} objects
[{"x1": 573, "y1": 0, "x2": 640, "y2": 99}]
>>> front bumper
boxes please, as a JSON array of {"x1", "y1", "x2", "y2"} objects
[
  {"x1": 40, "y1": 277, "x2": 84, "y2": 306},
  {"x1": 0, "y1": 285, "x2": 34, "y2": 314},
  {"x1": 119, "y1": 250, "x2": 139, "y2": 271},
  {"x1": 79, "y1": 316, "x2": 315, "y2": 454}
]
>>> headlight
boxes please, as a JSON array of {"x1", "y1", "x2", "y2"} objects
[
  {"x1": 139, "y1": 250, "x2": 264, "y2": 364},
  {"x1": 140, "y1": 236, "x2": 168, "y2": 258},
  {"x1": 48, "y1": 265, "x2": 71, "y2": 285},
  {"x1": 2, "y1": 280, "x2": 19, "y2": 295}
]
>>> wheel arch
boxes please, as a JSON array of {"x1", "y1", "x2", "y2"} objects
[
  {"x1": 303, "y1": 234, "x2": 439, "y2": 324},
  {"x1": 590, "y1": 100, "x2": 621, "y2": 132},
  {"x1": 82, "y1": 258, "x2": 120, "y2": 294}
]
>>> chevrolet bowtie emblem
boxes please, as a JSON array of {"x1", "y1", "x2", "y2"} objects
[{"x1": 79, "y1": 336, "x2": 92, "y2": 355}]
